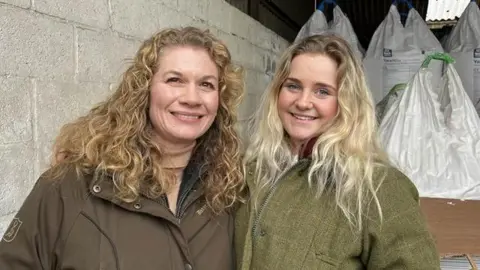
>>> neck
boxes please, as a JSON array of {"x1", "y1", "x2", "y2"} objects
[
  {"x1": 290, "y1": 137, "x2": 318, "y2": 158},
  {"x1": 159, "y1": 140, "x2": 196, "y2": 170},
  {"x1": 290, "y1": 140, "x2": 305, "y2": 156}
]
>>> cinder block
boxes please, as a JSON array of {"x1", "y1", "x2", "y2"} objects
[
  {"x1": 0, "y1": 5, "x2": 74, "y2": 80},
  {"x1": 216, "y1": 30, "x2": 240, "y2": 61},
  {"x1": 34, "y1": 0, "x2": 109, "y2": 29},
  {"x1": 263, "y1": 51, "x2": 278, "y2": 75},
  {"x1": 0, "y1": 76, "x2": 32, "y2": 144},
  {"x1": 0, "y1": 212, "x2": 16, "y2": 237},
  {"x1": 189, "y1": 19, "x2": 209, "y2": 31},
  {"x1": 178, "y1": 0, "x2": 208, "y2": 21},
  {"x1": 77, "y1": 28, "x2": 140, "y2": 83},
  {"x1": 273, "y1": 34, "x2": 290, "y2": 54},
  {"x1": 234, "y1": 119, "x2": 249, "y2": 145},
  {"x1": 207, "y1": 0, "x2": 233, "y2": 33},
  {"x1": 229, "y1": 8, "x2": 252, "y2": 39},
  {"x1": 110, "y1": 0, "x2": 186, "y2": 39},
  {"x1": 236, "y1": 38, "x2": 255, "y2": 70},
  {"x1": 34, "y1": 80, "x2": 111, "y2": 173},
  {"x1": 0, "y1": 143, "x2": 34, "y2": 217},
  {"x1": 238, "y1": 93, "x2": 261, "y2": 121},
  {"x1": 252, "y1": 46, "x2": 267, "y2": 73},
  {"x1": 248, "y1": 22, "x2": 276, "y2": 51},
  {"x1": 244, "y1": 68, "x2": 258, "y2": 94},
  {"x1": 1, "y1": 0, "x2": 30, "y2": 8},
  {"x1": 258, "y1": 72, "x2": 273, "y2": 94}
]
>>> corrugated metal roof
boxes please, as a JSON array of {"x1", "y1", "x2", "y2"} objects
[{"x1": 426, "y1": 0, "x2": 471, "y2": 21}]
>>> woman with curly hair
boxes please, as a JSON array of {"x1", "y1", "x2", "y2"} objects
[
  {"x1": 235, "y1": 34, "x2": 440, "y2": 269},
  {"x1": 0, "y1": 27, "x2": 245, "y2": 270}
]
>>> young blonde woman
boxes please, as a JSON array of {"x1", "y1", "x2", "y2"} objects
[
  {"x1": 0, "y1": 27, "x2": 244, "y2": 270},
  {"x1": 235, "y1": 34, "x2": 441, "y2": 269}
]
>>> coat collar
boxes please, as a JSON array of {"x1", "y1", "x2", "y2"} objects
[
  {"x1": 86, "y1": 151, "x2": 206, "y2": 222},
  {"x1": 299, "y1": 136, "x2": 318, "y2": 159}
]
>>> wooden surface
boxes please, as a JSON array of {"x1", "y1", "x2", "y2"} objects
[{"x1": 420, "y1": 197, "x2": 480, "y2": 256}]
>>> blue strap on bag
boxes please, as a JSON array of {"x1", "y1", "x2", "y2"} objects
[{"x1": 316, "y1": 0, "x2": 336, "y2": 12}]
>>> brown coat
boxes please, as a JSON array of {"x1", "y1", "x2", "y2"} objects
[{"x1": 0, "y1": 163, "x2": 235, "y2": 270}]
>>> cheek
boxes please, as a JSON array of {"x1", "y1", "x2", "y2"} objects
[
  {"x1": 328, "y1": 100, "x2": 339, "y2": 116},
  {"x1": 277, "y1": 90, "x2": 291, "y2": 112},
  {"x1": 150, "y1": 84, "x2": 182, "y2": 112},
  {"x1": 205, "y1": 93, "x2": 220, "y2": 113},
  {"x1": 149, "y1": 85, "x2": 169, "y2": 108},
  {"x1": 315, "y1": 99, "x2": 338, "y2": 117}
]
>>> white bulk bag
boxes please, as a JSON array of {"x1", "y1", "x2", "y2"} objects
[
  {"x1": 379, "y1": 53, "x2": 480, "y2": 200},
  {"x1": 443, "y1": 2, "x2": 480, "y2": 115},
  {"x1": 375, "y1": 83, "x2": 406, "y2": 123},
  {"x1": 295, "y1": 1, "x2": 364, "y2": 59},
  {"x1": 363, "y1": 2, "x2": 444, "y2": 103}
]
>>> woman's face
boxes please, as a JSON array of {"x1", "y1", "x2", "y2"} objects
[
  {"x1": 149, "y1": 46, "x2": 220, "y2": 146},
  {"x1": 277, "y1": 53, "x2": 339, "y2": 151}
]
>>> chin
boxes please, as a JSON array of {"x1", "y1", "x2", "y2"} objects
[
  {"x1": 175, "y1": 134, "x2": 202, "y2": 142},
  {"x1": 182, "y1": 130, "x2": 211, "y2": 141},
  {"x1": 287, "y1": 130, "x2": 315, "y2": 142}
]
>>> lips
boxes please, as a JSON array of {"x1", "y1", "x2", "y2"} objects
[
  {"x1": 290, "y1": 113, "x2": 317, "y2": 120},
  {"x1": 171, "y1": 112, "x2": 204, "y2": 120}
]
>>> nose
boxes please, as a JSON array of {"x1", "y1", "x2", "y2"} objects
[
  {"x1": 295, "y1": 90, "x2": 312, "y2": 110},
  {"x1": 178, "y1": 83, "x2": 202, "y2": 106}
]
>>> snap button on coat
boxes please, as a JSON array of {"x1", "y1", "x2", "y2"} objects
[{"x1": 133, "y1": 203, "x2": 141, "y2": 209}]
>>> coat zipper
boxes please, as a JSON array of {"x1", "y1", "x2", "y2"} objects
[
  {"x1": 251, "y1": 160, "x2": 307, "y2": 240},
  {"x1": 175, "y1": 188, "x2": 199, "y2": 222}
]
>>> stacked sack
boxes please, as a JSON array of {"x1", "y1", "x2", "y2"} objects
[
  {"x1": 363, "y1": 0, "x2": 444, "y2": 104},
  {"x1": 443, "y1": 1, "x2": 480, "y2": 116},
  {"x1": 295, "y1": 0, "x2": 364, "y2": 60},
  {"x1": 379, "y1": 53, "x2": 480, "y2": 200}
]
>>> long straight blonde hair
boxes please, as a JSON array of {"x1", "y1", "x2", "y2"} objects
[{"x1": 244, "y1": 34, "x2": 390, "y2": 230}]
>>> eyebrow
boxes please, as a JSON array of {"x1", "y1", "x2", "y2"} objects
[
  {"x1": 164, "y1": 70, "x2": 218, "y2": 81},
  {"x1": 285, "y1": 77, "x2": 336, "y2": 90}
]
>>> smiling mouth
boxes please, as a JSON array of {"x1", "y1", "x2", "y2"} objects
[
  {"x1": 171, "y1": 112, "x2": 204, "y2": 120},
  {"x1": 290, "y1": 113, "x2": 317, "y2": 121}
]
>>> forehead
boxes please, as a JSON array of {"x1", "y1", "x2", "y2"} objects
[
  {"x1": 288, "y1": 53, "x2": 338, "y2": 85},
  {"x1": 157, "y1": 46, "x2": 218, "y2": 76}
]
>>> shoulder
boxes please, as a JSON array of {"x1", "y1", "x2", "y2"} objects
[
  {"x1": 362, "y1": 166, "x2": 441, "y2": 268},
  {"x1": 0, "y1": 165, "x2": 91, "y2": 245},
  {"x1": 373, "y1": 166, "x2": 419, "y2": 203},
  {"x1": 367, "y1": 165, "x2": 423, "y2": 226},
  {"x1": 32, "y1": 165, "x2": 92, "y2": 210}
]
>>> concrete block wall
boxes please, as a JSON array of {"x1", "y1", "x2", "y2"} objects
[{"x1": 0, "y1": 0, "x2": 289, "y2": 235}]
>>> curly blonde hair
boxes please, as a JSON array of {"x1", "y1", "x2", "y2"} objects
[
  {"x1": 246, "y1": 34, "x2": 389, "y2": 230},
  {"x1": 50, "y1": 27, "x2": 245, "y2": 214}
]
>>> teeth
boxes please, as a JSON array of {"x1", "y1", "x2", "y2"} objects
[
  {"x1": 175, "y1": 113, "x2": 200, "y2": 119},
  {"x1": 293, "y1": 114, "x2": 315, "y2": 120}
]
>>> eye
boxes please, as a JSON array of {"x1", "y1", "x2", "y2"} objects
[
  {"x1": 314, "y1": 88, "x2": 330, "y2": 96},
  {"x1": 200, "y1": 81, "x2": 216, "y2": 90},
  {"x1": 166, "y1": 77, "x2": 182, "y2": 84},
  {"x1": 284, "y1": 83, "x2": 300, "y2": 91}
]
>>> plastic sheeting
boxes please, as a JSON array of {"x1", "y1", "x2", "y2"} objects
[
  {"x1": 379, "y1": 53, "x2": 480, "y2": 200},
  {"x1": 364, "y1": 3, "x2": 444, "y2": 103},
  {"x1": 443, "y1": 2, "x2": 480, "y2": 115}
]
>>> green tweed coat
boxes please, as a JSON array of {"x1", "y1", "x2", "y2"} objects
[{"x1": 235, "y1": 159, "x2": 441, "y2": 269}]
